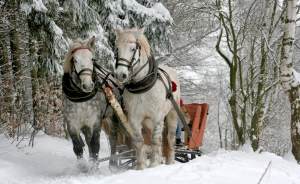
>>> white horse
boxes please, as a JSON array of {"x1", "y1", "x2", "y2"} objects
[
  {"x1": 63, "y1": 36, "x2": 107, "y2": 163},
  {"x1": 114, "y1": 28, "x2": 180, "y2": 169}
]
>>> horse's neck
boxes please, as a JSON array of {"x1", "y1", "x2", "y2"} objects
[{"x1": 132, "y1": 56, "x2": 149, "y2": 81}]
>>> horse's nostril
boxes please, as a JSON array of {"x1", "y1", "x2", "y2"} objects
[
  {"x1": 122, "y1": 73, "x2": 127, "y2": 79},
  {"x1": 82, "y1": 82, "x2": 94, "y2": 92},
  {"x1": 82, "y1": 83, "x2": 88, "y2": 90}
]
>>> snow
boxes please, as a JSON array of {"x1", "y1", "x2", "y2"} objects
[
  {"x1": 32, "y1": 0, "x2": 48, "y2": 13},
  {"x1": 20, "y1": 3, "x2": 32, "y2": 15},
  {"x1": 293, "y1": 69, "x2": 300, "y2": 86},
  {"x1": 20, "y1": 0, "x2": 47, "y2": 15},
  {"x1": 123, "y1": 0, "x2": 173, "y2": 23},
  {"x1": 49, "y1": 21, "x2": 63, "y2": 36},
  {"x1": 177, "y1": 66, "x2": 203, "y2": 84},
  {"x1": 1, "y1": 134, "x2": 300, "y2": 184}
]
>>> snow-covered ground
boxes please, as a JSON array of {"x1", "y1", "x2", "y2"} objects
[{"x1": 0, "y1": 134, "x2": 300, "y2": 184}]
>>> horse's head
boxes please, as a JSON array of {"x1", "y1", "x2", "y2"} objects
[
  {"x1": 114, "y1": 28, "x2": 151, "y2": 83},
  {"x1": 64, "y1": 36, "x2": 96, "y2": 93}
]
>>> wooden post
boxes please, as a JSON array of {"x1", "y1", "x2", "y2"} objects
[{"x1": 103, "y1": 86, "x2": 134, "y2": 138}]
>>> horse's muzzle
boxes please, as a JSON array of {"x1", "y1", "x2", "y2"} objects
[
  {"x1": 117, "y1": 72, "x2": 128, "y2": 83},
  {"x1": 81, "y1": 81, "x2": 94, "y2": 93}
]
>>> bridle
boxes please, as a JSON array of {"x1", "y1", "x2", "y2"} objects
[
  {"x1": 115, "y1": 42, "x2": 150, "y2": 82},
  {"x1": 62, "y1": 47, "x2": 99, "y2": 103},
  {"x1": 114, "y1": 41, "x2": 159, "y2": 93},
  {"x1": 71, "y1": 47, "x2": 94, "y2": 80},
  {"x1": 115, "y1": 42, "x2": 141, "y2": 69}
]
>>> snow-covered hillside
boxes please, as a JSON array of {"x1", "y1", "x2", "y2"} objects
[{"x1": 0, "y1": 134, "x2": 299, "y2": 184}]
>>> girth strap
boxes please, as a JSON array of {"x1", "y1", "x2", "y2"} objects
[{"x1": 158, "y1": 68, "x2": 192, "y2": 137}]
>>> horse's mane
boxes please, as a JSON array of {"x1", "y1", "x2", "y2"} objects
[
  {"x1": 117, "y1": 28, "x2": 151, "y2": 61},
  {"x1": 63, "y1": 39, "x2": 89, "y2": 74}
]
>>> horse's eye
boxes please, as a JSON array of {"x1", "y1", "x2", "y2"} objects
[{"x1": 131, "y1": 48, "x2": 135, "y2": 52}]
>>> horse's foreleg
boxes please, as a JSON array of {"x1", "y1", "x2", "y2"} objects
[
  {"x1": 68, "y1": 127, "x2": 85, "y2": 159},
  {"x1": 81, "y1": 126, "x2": 93, "y2": 159},
  {"x1": 130, "y1": 118, "x2": 145, "y2": 170},
  {"x1": 165, "y1": 109, "x2": 177, "y2": 164},
  {"x1": 90, "y1": 128, "x2": 100, "y2": 161},
  {"x1": 150, "y1": 121, "x2": 163, "y2": 167},
  {"x1": 82, "y1": 125, "x2": 100, "y2": 161}
]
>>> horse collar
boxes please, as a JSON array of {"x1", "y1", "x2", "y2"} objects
[
  {"x1": 124, "y1": 55, "x2": 158, "y2": 94},
  {"x1": 62, "y1": 73, "x2": 98, "y2": 102}
]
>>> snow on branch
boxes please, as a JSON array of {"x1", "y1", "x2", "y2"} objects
[
  {"x1": 123, "y1": 0, "x2": 173, "y2": 23},
  {"x1": 32, "y1": 0, "x2": 47, "y2": 13},
  {"x1": 21, "y1": 0, "x2": 48, "y2": 15},
  {"x1": 292, "y1": 69, "x2": 300, "y2": 86}
]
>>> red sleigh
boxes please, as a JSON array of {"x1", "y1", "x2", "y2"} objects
[{"x1": 175, "y1": 103, "x2": 209, "y2": 162}]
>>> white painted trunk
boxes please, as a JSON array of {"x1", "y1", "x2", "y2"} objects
[
  {"x1": 280, "y1": 0, "x2": 299, "y2": 90},
  {"x1": 280, "y1": 0, "x2": 300, "y2": 163}
]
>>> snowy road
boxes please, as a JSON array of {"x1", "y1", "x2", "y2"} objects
[{"x1": 0, "y1": 134, "x2": 300, "y2": 184}]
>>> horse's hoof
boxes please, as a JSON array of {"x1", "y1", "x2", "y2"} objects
[
  {"x1": 88, "y1": 159, "x2": 99, "y2": 172},
  {"x1": 136, "y1": 163, "x2": 146, "y2": 170},
  {"x1": 166, "y1": 160, "x2": 175, "y2": 165},
  {"x1": 77, "y1": 159, "x2": 89, "y2": 173},
  {"x1": 149, "y1": 161, "x2": 160, "y2": 168}
]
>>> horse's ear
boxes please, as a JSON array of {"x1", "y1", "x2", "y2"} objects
[{"x1": 87, "y1": 36, "x2": 96, "y2": 49}]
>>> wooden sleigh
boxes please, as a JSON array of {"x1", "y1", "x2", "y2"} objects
[
  {"x1": 93, "y1": 68, "x2": 209, "y2": 169},
  {"x1": 100, "y1": 95, "x2": 209, "y2": 168},
  {"x1": 175, "y1": 103, "x2": 209, "y2": 163}
]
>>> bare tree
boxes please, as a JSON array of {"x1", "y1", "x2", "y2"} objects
[
  {"x1": 280, "y1": 0, "x2": 300, "y2": 163},
  {"x1": 215, "y1": 0, "x2": 282, "y2": 150}
]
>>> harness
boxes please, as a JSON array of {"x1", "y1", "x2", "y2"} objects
[
  {"x1": 62, "y1": 47, "x2": 115, "y2": 103},
  {"x1": 124, "y1": 55, "x2": 158, "y2": 93},
  {"x1": 62, "y1": 73, "x2": 99, "y2": 102},
  {"x1": 115, "y1": 43, "x2": 192, "y2": 136}
]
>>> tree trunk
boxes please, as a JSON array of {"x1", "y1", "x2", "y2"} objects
[
  {"x1": 289, "y1": 87, "x2": 300, "y2": 162},
  {"x1": 250, "y1": 36, "x2": 267, "y2": 151},
  {"x1": 280, "y1": 0, "x2": 300, "y2": 163},
  {"x1": 0, "y1": 14, "x2": 15, "y2": 134}
]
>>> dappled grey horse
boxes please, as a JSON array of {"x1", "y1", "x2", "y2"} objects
[{"x1": 62, "y1": 36, "x2": 119, "y2": 163}]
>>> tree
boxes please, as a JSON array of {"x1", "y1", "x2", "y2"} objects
[
  {"x1": 0, "y1": 0, "x2": 173, "y2": 139},
  {"x1": 215, "y1": 0, "x2": 282, "y2": 150},
  {"x1": 280, "y1": 0, "x2": 300, "y2": 163}
]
